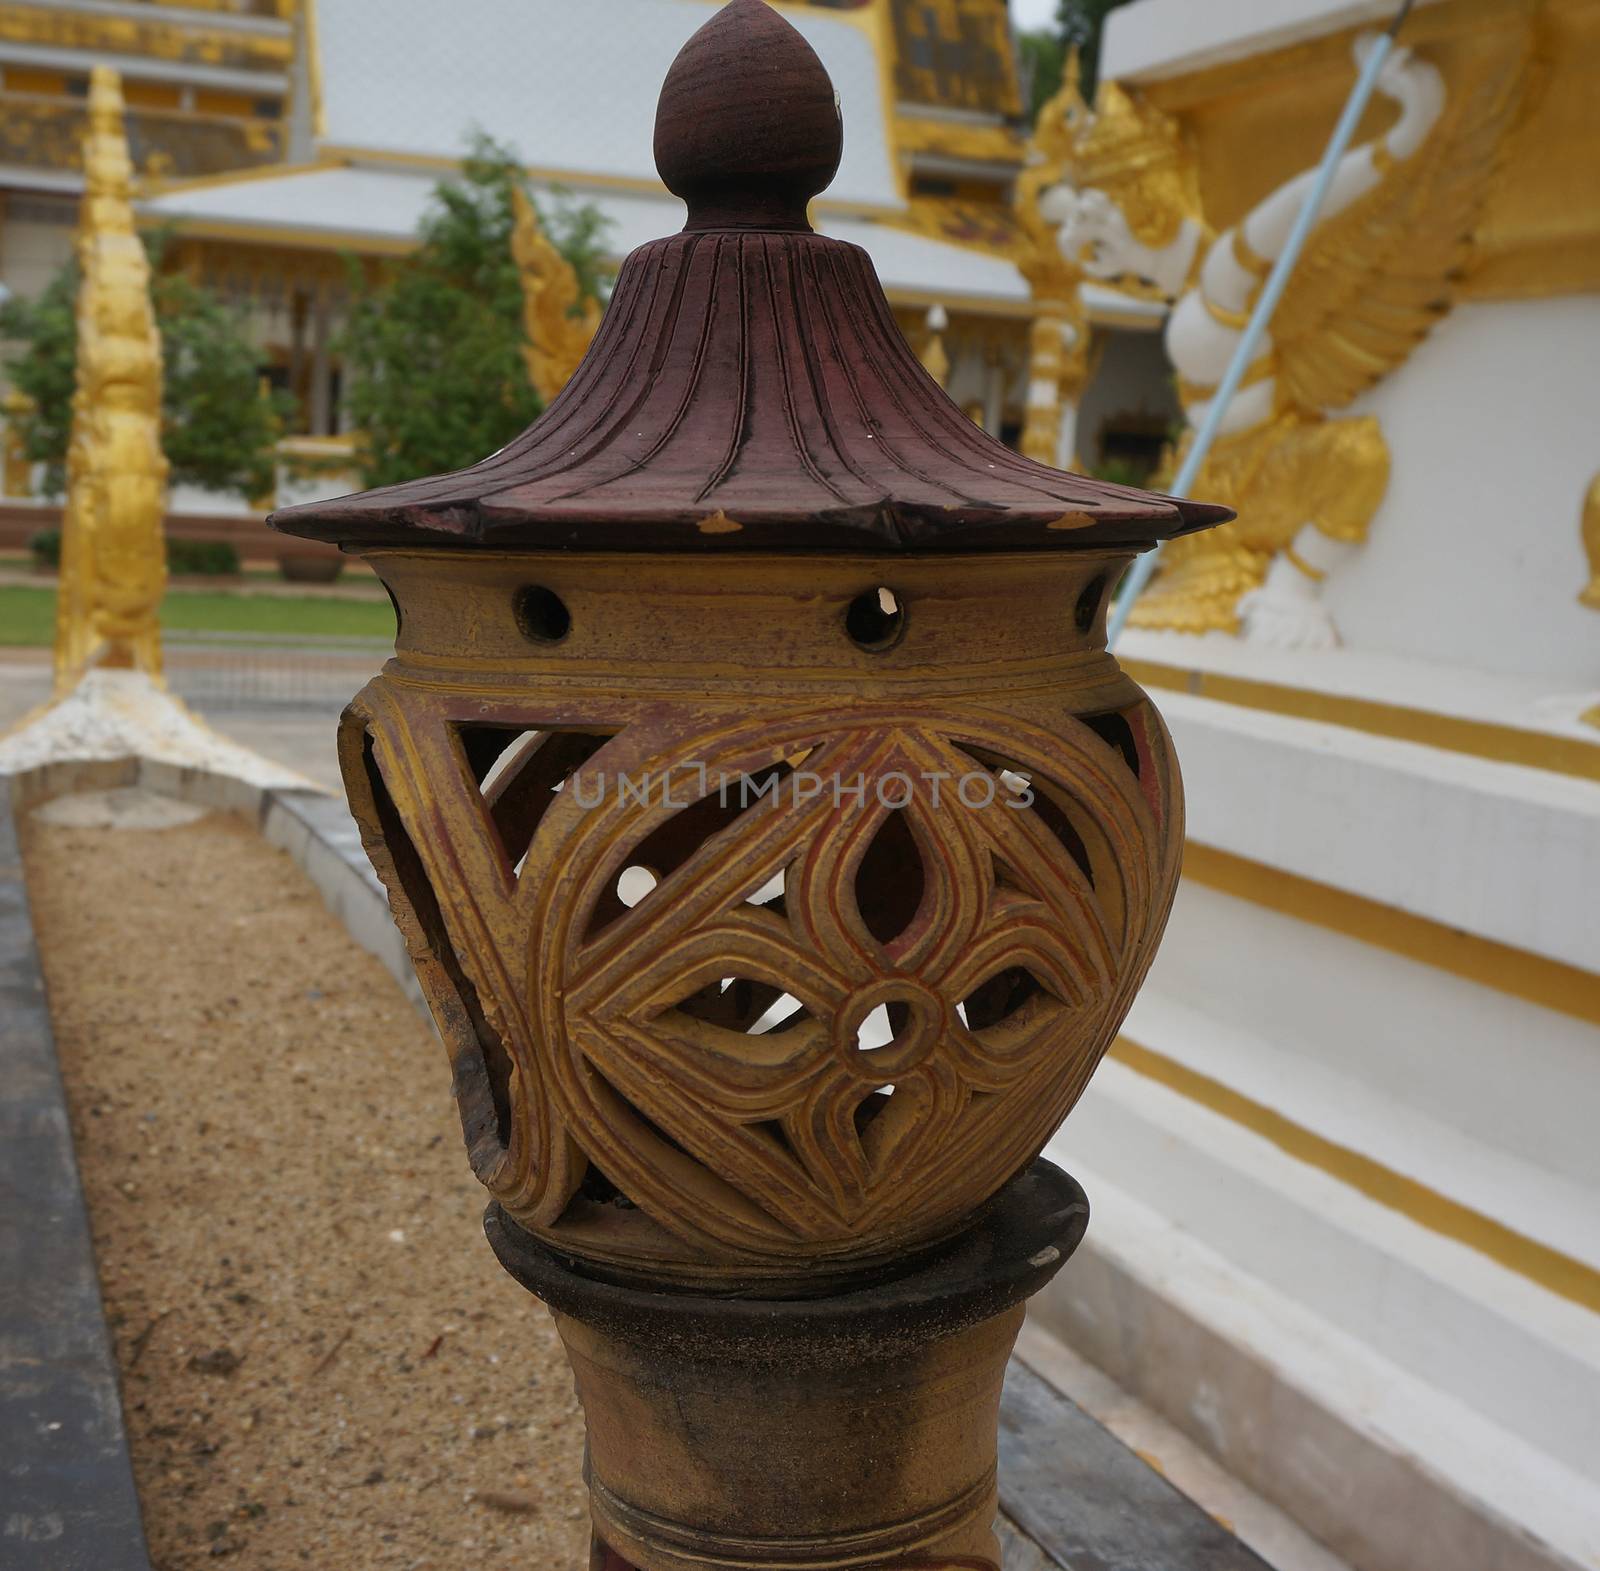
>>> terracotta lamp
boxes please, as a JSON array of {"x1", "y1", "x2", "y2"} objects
[{"x1": 271, "y1": 3, "x2": 1229, "y2": 1566}]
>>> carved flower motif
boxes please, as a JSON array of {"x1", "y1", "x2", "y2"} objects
[{"x1": 524, "y1": 705, "x2": 1171, "y2": 1267}]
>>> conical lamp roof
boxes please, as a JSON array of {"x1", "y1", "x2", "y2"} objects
[{"x1": 270, "y1": 0, "x2": 1230, "y2": 556}]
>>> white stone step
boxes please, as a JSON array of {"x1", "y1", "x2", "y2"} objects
[
  {"x1": 1122, "y1": 985, "x2": 1600, "y2": 1280},
  {"x1": 1150, "y1": 879, "x2": 1600, "y2": 1195},
  {"x1": 1039, "y1": 1065, "x2": 1600, "y2": 1571},
  {"x1": 1155, "y1": 686, "x2": 1600, "y2": 975}
]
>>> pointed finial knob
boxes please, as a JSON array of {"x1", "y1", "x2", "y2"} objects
[{"x1": 654, "y1": 0, "x2": 843, "y2": 232}]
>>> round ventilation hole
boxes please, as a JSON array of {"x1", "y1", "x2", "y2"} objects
[
  {"x1": 514, "y1": 585, "x2": 571, "y2": 644},
  {"x1": 845, "y1": 586, "x2": 904, "y2": 652}
]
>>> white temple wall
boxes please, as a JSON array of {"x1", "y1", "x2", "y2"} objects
[
  {"x1": 1074, "y1": 325, "x2": 1178, "y2": 472},
  {"x1": 0, "y1": 202, "x2": 74, "y2": 317},
  {"x1": 1330, "y1": 296, "x2": 1600, "y2": 687},
  {"x1": 1103, "y1": 0, "x2": 1455, "y2": 84}
]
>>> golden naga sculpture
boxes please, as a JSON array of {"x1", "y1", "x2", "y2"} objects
[
  {"x1": 54, "y1": 65, "x2": 169, "y2": 696},
  {"x1": 1042, "y1": 36, "x2": 1530, "y2": 644},
  {"x1": 1015, "y1": 53, "x2": 1091, "y2": 469},
  {"x1": 510, "y1": 183, "x2": 602, "y2": 407}
]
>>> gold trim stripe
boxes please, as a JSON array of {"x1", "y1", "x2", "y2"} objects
[
  {"x1": 140, "y1": 155, "x2": 342, "y2": 198},
  {"x1": 1111, "y1": 1035, "x2": 1600, "y2": 1316},
  {"x1": 144, "y1": 215, "x2": 415, "y2": 255},
  {"x1": 1123, "y1": 657, "x2": 1600, "y2": 785},
  {"x1": 1231, "y1": 225, "x2": 1271, "y2": 278},
  {"x1": 1182, "y1": 841, "x2": 1600, "y2": 1028},
  {"x1": 1202, "y1": 292, "x2": 1251, "y2": 330},
  {"x1": 1283, "y1": 546, "x2": 1327, "y2": 582}
]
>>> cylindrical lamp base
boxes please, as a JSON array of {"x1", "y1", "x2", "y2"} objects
[{"x1": 488, "y1": 1161, "x2": 1088, "y2": 1571}]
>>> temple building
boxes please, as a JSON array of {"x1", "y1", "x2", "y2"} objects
[
  {"x1": 2, "y1": 0, "x2": 1161, "y2": 458},
  {"x1": 1, "y1": 0, "x2": 1174, "y2": 524},
  {"x1": 0, "y1": 0, "x2": 293, "y2": 295}
]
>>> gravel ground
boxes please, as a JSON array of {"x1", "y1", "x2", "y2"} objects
[{"x1": 21, "y1": 805, "x2": 590, "y2": 1570}]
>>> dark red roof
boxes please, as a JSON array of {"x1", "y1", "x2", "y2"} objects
[{"x1": 270, "y1": 0, "x2": 1230, "y2": 555}]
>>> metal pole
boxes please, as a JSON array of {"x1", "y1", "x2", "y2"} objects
[{"x1": 1107, "y1": 0, "x2": 1415, "y2": 647}]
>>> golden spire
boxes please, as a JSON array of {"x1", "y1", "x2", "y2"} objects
[
  {"x1": 54, "y1": 65, "x2": 169, "y2": 695},
  {"x1": 1580, "y1": 471, "x2": 1600, "y2": 611},
  {"x1": 510, "y1": 184, "x2": 602, "y2": 407},
  {"x1": 1015, "y1": 53, "x2": 1092, "y2": 470},
  {"x1": 1035, "y1": 46, "x2": 1089, "y2": 170}
]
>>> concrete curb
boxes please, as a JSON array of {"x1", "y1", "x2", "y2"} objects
[{"x1": 0, "y1": 774, "x2": 153, "y2": 1570}]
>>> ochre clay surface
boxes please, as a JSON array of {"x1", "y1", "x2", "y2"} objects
[{"x1": 21, "y1": 807, "x2": 588, "y2": 1569}]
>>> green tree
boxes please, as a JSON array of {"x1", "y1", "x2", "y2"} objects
[
  {"x1": 0, "y1": 233, "x2": 292, "y2": 500},
  {"x1": 1018, "y1": 29, "x2": 1068, "y2": 124},
  {"x1": 0, "y1": 265, "x2": 76, "y2": 490},
  {"x1": 1055, "y1": 0, "x2": 1135, "y2": 102},
  {"x1": 1017, "y1": 0, "x2": 1140, "y2": 122},
  {"x1": 340, "y1": 134, "x2": 612, "y2": 491}
]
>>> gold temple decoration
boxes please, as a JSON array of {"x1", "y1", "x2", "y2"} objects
[
  {"x1": 889, "y1": 0, "x2": 1023, "y2": 118},
  {"x1": 0, "y1": 2, "x2": 292, "y2": 74},
  {"x1": 1135, "y1": 418, "x2": 1390, "y2": 636},
  {"x1": 1015, "y1": 53, "x2": 1090, "y2": 468},
  {"x1": 1581, "y1": 471, "x2": 1600, "y2": 731},
  {"x1": 53, "y1": 65, "x2": 169, "y2": 697},
  {"x1": 1, "y1": 390, "x2": 34, "y2": 497},
  {"x1": 1580, "y1": 471, "x2": 1600, "y2": 612},
  {"x1": 1068, "y1": 79, "x2": 1205, "y2": 252},
  {"x1": 510, "y1": 184, "x2": 601, "y2": 407},
  {"x1": 1123, "y1": 39, "x2": 1531, "y2": 635},
  {"x1": 893, "y1": 114, "x2": 1023, "y2": 167}
]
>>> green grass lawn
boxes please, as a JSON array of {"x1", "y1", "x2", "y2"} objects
[{"x1": 0, "y1": 585, "x2": 396, "y2": 647}]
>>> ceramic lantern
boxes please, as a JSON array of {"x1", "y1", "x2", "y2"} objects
[{"x1": 271, "y1": 4, "x2": 1228, "y2": 1566}]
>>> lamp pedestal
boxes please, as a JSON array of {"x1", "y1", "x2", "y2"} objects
[{"x1": 489, "y1": 1163, "x2": 1087, "y2": 1571}]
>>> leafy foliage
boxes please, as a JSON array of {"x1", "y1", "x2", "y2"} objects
[
  {"x1": 28, "y1": 528, "x2": 62, "y2": 568},
  {"x1": 166, "y1": 538, "x2": 241, "y2": 575},
  {"x1": 340, "y1": 134, "x2": 612, "y2": 491},
  {"x1": 0, "y1": 268, "x2": 76, "y2": 495},
  {"x1": 1019, "y1": 0, "x2": 1137, "y2": 121},
  {"x1": 1018, "y1": 30, "x2": 1068, "y2": 124},
  {"x1": 0, "y1": 233, "x2": 292, "y2": 501},
  {"x1": 151, "y1": 257, "x2": 292, "y2": 502}
]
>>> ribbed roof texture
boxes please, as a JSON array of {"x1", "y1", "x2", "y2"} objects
[{"x1": 272, "y1": 0, "x2": 1230, "y2": 555}]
